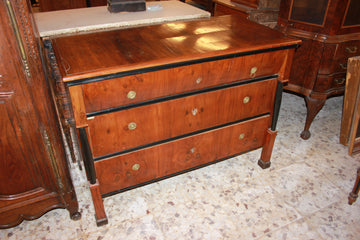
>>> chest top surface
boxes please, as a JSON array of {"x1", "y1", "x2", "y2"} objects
[{"x1": 50, "y1": 15, "x2": 300, "y2": 82}]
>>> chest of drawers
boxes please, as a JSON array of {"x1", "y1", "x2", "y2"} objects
[{"x1": 44, "y1": 15, "x2": 300, "y2": 226}]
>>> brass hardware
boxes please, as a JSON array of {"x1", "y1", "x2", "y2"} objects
[
  {"x1": 127, "y1": 90, "x2": 136, "y2": 99},
  {"x1": 132, "y1": 163, "x2": 140, "y2": 171},
  {"x1": 192, "y1": 108, "x2": 198, "y2": 116},
  {"x1": 191, "y1": 147, "x2": 196, "y2": 153},
  {"x1": 345, "y1": 46, "x2": 358, "y2": 54},
  {"x1": 250, "y1": 67, "x2": 258, "y2": 78},
  {"x1": 339, "y1": 63, "x2": 347, "y2": 70},
  {"x1": 196, "y1": 77, "x2": 202, "y2": 84},
  {"x1": 239, "y1": 133, "x2": 245, "y2": 139},
  {"x1": 128, "y1": 122, "x2": 137, "y2": 130},
  {"x1": 41, "y1": 129, "x2": 64, "y2": 191},
  {"x1": 334, "y1": 78, "x2": 346, "y2": 85},
  {"x1": 5, "y1": 0, "x2": 31, "y2": 78},
  {"x1": 243, "y1": 96, "x2": 250, "y2": 104}
]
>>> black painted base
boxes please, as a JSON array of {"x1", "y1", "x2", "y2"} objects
[{"x1": 258, "y1": 159, "x2": 271, "y2": 169}]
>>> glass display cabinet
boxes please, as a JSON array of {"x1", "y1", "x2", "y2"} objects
[{"x1": 277, "y1": 0, "x2": 360, "y2": 139}]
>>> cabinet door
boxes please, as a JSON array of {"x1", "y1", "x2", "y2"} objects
[{"x1": 0, "y1": 0, "x2": 79, "y2": 228}]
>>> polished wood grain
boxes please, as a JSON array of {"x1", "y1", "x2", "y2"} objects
[
  {"x1": 87, "y1": 79, "x2": 276, "y2": 157},
  {"x1": 50, "y1": 15, "x2": 300, "y2": 82},
  {"x1": 0, "y1": 0, "x2": 79, "y2": 228},
  {"x1": 81, "y1": 51, "x2": 286, "y2": 113},
  {"x1": 95, "y1": 115, "x2": 271, "y2": 195},
  {"x1": 47, "y1": 15, "x2": 300, "y2": 226}
]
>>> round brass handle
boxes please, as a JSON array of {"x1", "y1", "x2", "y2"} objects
[
  {"x1": 132, "y1": 163, "x2": 140, "y2": 171},
  {"x1": 128, "y1": 122, "x2": 137, "y2": 130},
  {"x1": 243, "y1": 96, "x2": 250, "y2": 104},
  {"x1": 250, "y1": 67, "x2": 257, "y2": 78},
  {"x1": 239, "y1": 133, "x2": 245, "y2": 139},
  {"x1": 127, "y1": 90, "x2": 136, "y2": 99},
  {"x1": 192, "y1": 108, "x2": 198, "y2": 116},
  {"x1": 196, "y1": 77, "x2": 202, "y2": 84}
]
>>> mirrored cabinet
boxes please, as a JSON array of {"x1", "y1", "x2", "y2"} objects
[{"x1": 277, "y1": 0, "x2": 360, "y2": 139}]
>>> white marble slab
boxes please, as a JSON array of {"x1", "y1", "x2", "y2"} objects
[{"x1": 34, "y1": 1, "x2": 210, "y2": 37}]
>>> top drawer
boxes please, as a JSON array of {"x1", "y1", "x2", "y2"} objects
[
  {"x1": 334, "y1": 41, "x2": 360, "y2": 60},
  {"x1": 80, "y1": 50, "x2": 287, "y2": 113}
]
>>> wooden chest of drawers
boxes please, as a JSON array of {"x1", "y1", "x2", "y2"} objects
[{"x1": 44, "y1": 15, "x2": 300, "y2": 226}]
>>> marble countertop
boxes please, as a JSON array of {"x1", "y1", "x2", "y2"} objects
[{"x1": 34, "y1": 1, "x2": 210, "y2": 37}]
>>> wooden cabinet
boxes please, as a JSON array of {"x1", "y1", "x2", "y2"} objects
[
  {"x1": 0, "y1": 0, "x2": 80, "y2": 229},
  {"x1": 45, "y1": 15, "x2": 300, "y2": 226},
  {"x1": 277, "y1": 0, "x2": 360, "y2": 139}
]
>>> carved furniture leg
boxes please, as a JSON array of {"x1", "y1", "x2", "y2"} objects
[
  {"x1": 258, "y1": 128, "x2": 277, "y2": 169},
  {"x1": 348, "y1": 168, "x2": 360, "y2": 205},
  {"x1": 301, "y1": 96, "x2": 326, "y2": 140}
]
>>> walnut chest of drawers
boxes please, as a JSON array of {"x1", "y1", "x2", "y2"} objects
[{"x1": 44, "y1": 15, "x2": 300, "y2": 226}]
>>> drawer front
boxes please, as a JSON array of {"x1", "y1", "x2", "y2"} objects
[
  {"x1": 320, "y1": 41, "x2": 360, "y2": 75},
  {"x1": 313, "y1": 73, "x2": 346, "y2": 96},
  {"x1": 334, "y1": 41, "x2": 360, "y2": 60},
  {"x1": 95, "y1": 115, "x2": 271, "y2": 195},
  {"x1": 81, "y1": 51, "x2": 286, "y2": 113},
  {"x1": 88, "y1": 79, "x2": 277, "y2": 157}
]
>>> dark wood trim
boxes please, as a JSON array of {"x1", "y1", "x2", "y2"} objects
[{"x1": 79, "y1": 127, "x2": 97, "y2": 184}]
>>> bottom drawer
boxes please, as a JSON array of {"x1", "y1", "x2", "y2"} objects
[{"x1": 95, "y1": 115, "x2": 271, "y2": 195}]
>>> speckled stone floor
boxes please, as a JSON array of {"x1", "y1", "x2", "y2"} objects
[{"x1": 1, "y1": 92, "x2": 360, "y2": 240}]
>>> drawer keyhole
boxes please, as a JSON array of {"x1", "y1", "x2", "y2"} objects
[
  {"x1": 250, "y1": 67, "x2": 257, "y2": 78},
  {"x1": 128, "y1": 122, "x2": 137, "y2": 130},
  {"x1": 127, "y1": 91, "x2": 137, "y2": 99}
]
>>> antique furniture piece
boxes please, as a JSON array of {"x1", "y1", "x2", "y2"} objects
[
  {"x1": 0, "y1": 0, "x2": 80, "y2": 229},
  {"x1": 277, "y1": 0, "x2": 360, "y2": 139},
  {"x1": 340, "y1": 56, "x2": 360, "y2": 205},
  {"x1": 45, "y1": 15, "x2": 300, "y2": 226},
  {"x1": 213, "y1": 0, "x2": 280, "y2": 28},
  {"x1": 349, "y1": 168, "x2": 360, "y2": 205},
  {"x1": 340, "y1": 56, "x2": 360, "y2": 154}
]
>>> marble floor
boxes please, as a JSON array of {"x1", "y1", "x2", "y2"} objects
[{"x1": 1, "y1": 92, "x2": 360, "y2": 239}]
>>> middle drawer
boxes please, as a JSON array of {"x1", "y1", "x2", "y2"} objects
[{"x1": 87, "y1": 78, "x2": 277, "y2": 158}]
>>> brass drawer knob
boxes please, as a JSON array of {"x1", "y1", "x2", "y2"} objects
[
  {"x1": 128, "y1": 122, "x2": 137, "y2": 130},
  {"x1": 132, "y1": 163, "x2": 140, "y2": 171},
  {"x1": 127, "y1": 90, "x2": 136, "y2": 99},
  {"x1": 250, "y1": 67, "x2": 257, "y2": 78},
  {"x1": 239, "y1": 133, "x2": 245, "y2": 139},
  {"x1": 192, "y1": 108, "x2": 198, "y2": 116},
  {"x1": 345, "y1": 46, "x2": 358, "y2": 54},
  {"x1": 243, "y1": 96, "x2": 250, "y2": 104},
  {"x1": 196, "y1": 77, "x2": 202, "y2": 84}
]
